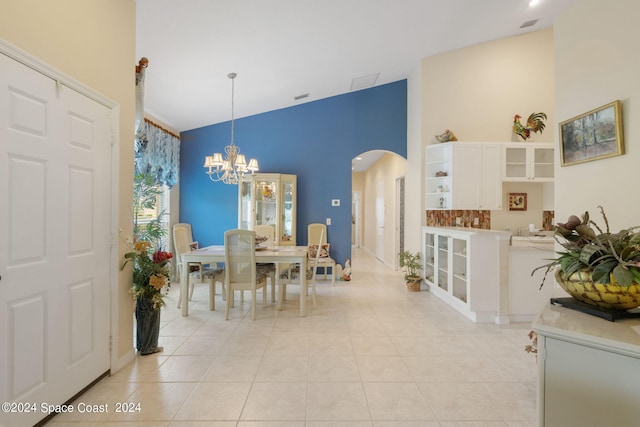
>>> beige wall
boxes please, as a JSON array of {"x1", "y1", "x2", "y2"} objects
[
  {"x1": 419, "y1": 28, "x2": 556, "y2": 232},
  {"x1": 421, "y1": 28, "x2": 555, "y2": 144},
  {"x1": 360, "y1": 153, "x2": 406, "y2": 267},
  {"x1": 0, "y1": 0, "x2": 137, "y2": 365},
  {"x1": 404, "y1": 63, "x2": 424, "y2": 253},
  {"x1": 554, "y1": 0, "x2": 640, "y2": 230}
]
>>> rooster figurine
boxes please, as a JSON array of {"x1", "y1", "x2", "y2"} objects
[{"x1": 513, "y1": 112, "x2": 547, "y2": 141}]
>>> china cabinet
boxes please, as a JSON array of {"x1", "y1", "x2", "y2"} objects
[
  {"x1": 425, "y1": 142, "x2": 502, "y2": 210},
  {"x1": 422, "y1": 226, "x2": 509, "y2": 322},
  {"x1": 238, "y1": 173, "x2": 296, "y2": 245},
  {"x1": 502, "y1": 142, "x2": 554, "y2": 182}
]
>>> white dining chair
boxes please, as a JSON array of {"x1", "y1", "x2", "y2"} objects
[
  {"x1": 277, "y1": 229, "x2": 323, "y2": 310},
  {"x1": 173, "y1": 223, "x2": 224, "y2": 310},
  {"x1": 307, "y1": 223, "x2": 336, "y2": 286},
  {"x1": 254, "y1": 224, "x2": 277, "y2": 302},
  {"x1": 224, "y1": 229, "x2": 269, "y2": 320}
]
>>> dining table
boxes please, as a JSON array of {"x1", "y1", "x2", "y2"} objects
[{"x1": 179, "y1": 245, "x2": 309, "y2": 317}]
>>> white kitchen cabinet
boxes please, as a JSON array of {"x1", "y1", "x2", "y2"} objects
[
  {"x1": 533, "y1": 305, "x2": 640, "y2": 427},
  {"x1": 480, "y1": 143, "x2": 503, "y2": 209},
  {"x1": 422, "y1": 226, "x2": 509, "y2": 322},
  {"x1": 503, "y1": 143, "x2": 554, "y2": 182},
  {"x1": 425, "y1": 142, "x2": 502, "y2": 210},
  {"x1": 508, "y1": 241, "x2": 554, "y2": 322},
  {"x1": 238, "y1": 173, "x2": 296, "y2": 245}
]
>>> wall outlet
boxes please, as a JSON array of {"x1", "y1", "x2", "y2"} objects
[
  {"x1": 474, "y1": 217, "x2": 479, "y2": 226},
  {"x1": 331, "y1": 199, "x2": 340, "y2": 206}
]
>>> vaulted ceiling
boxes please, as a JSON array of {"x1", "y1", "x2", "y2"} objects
[{"x1": 136, "y1": 0, "x2": 576, "y2": 133}]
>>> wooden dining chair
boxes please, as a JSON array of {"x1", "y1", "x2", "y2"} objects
[{"x1": 224, "y1": 229, "x2": 268, "y2": 320}]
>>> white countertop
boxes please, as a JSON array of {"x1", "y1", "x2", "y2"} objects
[
  {"x1": 423, "y1": 226, "x2": 510, "y2": 239},
  {"x1": 533, "y1": 303, "x2": 640, "y2": 359}
]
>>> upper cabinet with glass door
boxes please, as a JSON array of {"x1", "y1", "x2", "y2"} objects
[
  {"x1": 238, "y1": 173, "x2": 297, "y2": 245},
  {"x1": 503, "y1": 142, "x2": 554, "y2": 182}
]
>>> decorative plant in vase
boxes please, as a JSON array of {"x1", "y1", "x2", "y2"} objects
[
  {"x1": 534, "y1": 206, "x2": 640, "y2": 310},
  {"x1": 399, "y1": 250, "x2": 423, "y2": 292},
  {"x1": 121, "y1": 173, "x2": 172, "y2": 355}
]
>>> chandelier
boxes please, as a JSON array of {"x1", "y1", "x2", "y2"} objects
[{"x1": 203, "y1": 72, "x2": 259, "y2": 184}]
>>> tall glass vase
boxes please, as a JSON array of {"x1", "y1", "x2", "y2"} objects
[{"x1": 135, "y1": 295, "x2": 162, "y2": 355}]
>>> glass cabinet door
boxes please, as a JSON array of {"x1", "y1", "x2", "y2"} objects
[
  {"x1": 437, "y1": 235, "x2": 449, "y2": 291},
  {"x1": 239, "y1": 180, "x2": 252, "y2": 229},
  {"x1": 533, "y1": 147, "x2": 554, "y2": 179},
  {"x1": 504, "y1": 146, "x2": 527, "y2": 179},
  {"x1": 255, "y1": 178, "x2": 278, "y2": 231},
  {"x1": 452, "y1": 238, "x2": 468, "y2": 303},
  {"x1": 281, "y1": 175, "x2": 296, "y2": 243},
  {"x1": 423, "y1": 232, "x2": 435, "y2": 284}
]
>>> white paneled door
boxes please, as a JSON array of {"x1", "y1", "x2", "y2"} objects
[{"x1": 0, "y1": 52, "x2": 112, "y2": 426}]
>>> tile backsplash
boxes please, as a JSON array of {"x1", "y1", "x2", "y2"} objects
[
  {"x1": 426, "y1": 210, "x2": 491, "y2": 229},
  {"x1": 426, "y1": 209, "x2": 556, "y2": 231},
  {"x1": 542, "y1": 210, "x2": 554, "y2": 231}
]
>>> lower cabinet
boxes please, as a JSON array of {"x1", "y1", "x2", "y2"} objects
[
  {"x1": 422, "y1": 226, "x2": 509, "y2": 323},
  {"x1": 534, "y1": 305, "x2": 640, "y2": 427}
]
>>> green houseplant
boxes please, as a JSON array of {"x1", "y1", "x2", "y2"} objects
[
  {"x1": 399, "y1": 250, "x2": 423, "y2": 292},
  {"x1": 121, "y1": 173, "x2": 172, "y2": 355},
  {"x1": 534, "y1": 206, "x2": 640, "y2": 310}
]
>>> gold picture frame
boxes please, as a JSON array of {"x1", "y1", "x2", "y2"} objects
[
  {"x1": 559, "y1": 100, "x2": 624, "y2": 166},
  {"x1": 508, "y1": 193, "x2": 527, "y2": 211}
]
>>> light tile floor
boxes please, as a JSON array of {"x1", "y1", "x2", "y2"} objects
[{"x1": 46, "y1": 247, "x2": 538, "y2": 426}]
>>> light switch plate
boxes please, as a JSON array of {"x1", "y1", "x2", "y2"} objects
[
  {"x1": 326, "y1": 218, "x2": 331, "y2": 225},
  {"x1": 331, "y1": 199, "x2": 340, "y2": 206}
]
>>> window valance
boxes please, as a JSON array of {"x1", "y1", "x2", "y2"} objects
[{"x1": 135, "y1": 119, "x2": 180, "y2": 188}]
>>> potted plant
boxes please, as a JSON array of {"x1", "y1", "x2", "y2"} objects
[
  {"x1": 534, "y1": 206, "x2": 640, "y2": 310},
  {"x1": 121, "y1": 173, "x2": 173, "y2": 355},
  {"x1": 399, "y1": 250, "x2": 423, "y2": 292}
]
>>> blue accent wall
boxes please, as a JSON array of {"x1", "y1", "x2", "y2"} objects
[{"x1": 180, "y1": 80, "x2": 407, "y2": 266}]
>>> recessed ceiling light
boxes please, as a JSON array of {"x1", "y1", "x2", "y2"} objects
[
  {"x1": 529, "y1": 0, "x2": 540, "y2": 7},
  {"x1": 355, "y1": 157, "x2": 363, "y2": 160}
]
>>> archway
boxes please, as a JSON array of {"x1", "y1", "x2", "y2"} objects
[{"x1": 351, "y1": 150, "x2": 407, "y2": 268}]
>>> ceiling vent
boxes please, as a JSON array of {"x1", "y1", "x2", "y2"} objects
[
  {"x1": 520, "y1": 19, "x2": 539, "y2": 28},
  {"x1": 350, "y1": 73, "x2": 380, "y2": 91}
]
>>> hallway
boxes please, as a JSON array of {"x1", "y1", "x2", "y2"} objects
[{"x1": 46, "y1": 247, "x2": 537, "y2": 426}]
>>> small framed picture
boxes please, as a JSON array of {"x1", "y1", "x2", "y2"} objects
[{"x1": 508, "y1": 193, "x2": 527, "y2": 211}]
